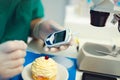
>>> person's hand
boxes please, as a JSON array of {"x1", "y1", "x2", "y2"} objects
[
  {"x1": 0, "y1": 40, "x2": 27, "y2": 79},
  {"x1": 33, "y1": 20, "x2": 74, "y2": 52},
  {"x1": 44, "y1": 38, "x2": 74, "y2": 52}
]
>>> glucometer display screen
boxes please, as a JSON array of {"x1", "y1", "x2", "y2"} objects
[{"x1": 53, "y1": 31, "x2": 66, "y2": 43}]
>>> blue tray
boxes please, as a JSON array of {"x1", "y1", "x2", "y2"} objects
[{"x1": 10, "y1": 51, "x2": 77, "y2": 80}]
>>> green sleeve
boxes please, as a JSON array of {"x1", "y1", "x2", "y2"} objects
[{"x1": 32, "y1": 0, "x2": 44, "y2": 20}]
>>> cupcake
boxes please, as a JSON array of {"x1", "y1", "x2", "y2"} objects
[{"x1": 31, "y1": 56, "x2": 57, "y2": 80}]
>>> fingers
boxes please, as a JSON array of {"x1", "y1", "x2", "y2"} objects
[
  {"x1": 44, "y1": 44, "x2": 70, "y2": 53},
  {"x1": 7, "y1": 50, "x2": 26, "y2": 60},
  {"x1": 4, "y1": 58, "x2": 25, "y2": 69},
  {"x1": 1, "y1": 66, "x2": 23, "y2": 79},
  {"x1": 0, "y1": 58, "x2": 25, "y2": 79},
  {"x1": 44, "y1": 47, "x2": 59, "y2": 53},
  {"x1": 49, "y1": 47, "x2": 59, "y2": 52},
  {"x1": 0, "y1": 40, "x2": 27, "y2": 79},
  {"x1": 44, "y1": 47, "x2": 49, "y2": 52},
  {"x1": 0, "y1": 40, "x2": 27, "y2": 53},
  {"x1": 59, "y1": 45, "x2": 69, "y2": 50}
]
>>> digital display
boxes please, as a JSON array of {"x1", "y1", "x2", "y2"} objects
[{"x1": 53, "y1": 30, "x2": 66, "y2": 44}]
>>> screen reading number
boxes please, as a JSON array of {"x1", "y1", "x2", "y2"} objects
[{"x1": 53, "y1": 31, "x2": 66, "y2": 44}]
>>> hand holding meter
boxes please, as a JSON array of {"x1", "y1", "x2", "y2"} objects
[{"x1": 44, "y1": 29, "x2": 71, "y2": 47}]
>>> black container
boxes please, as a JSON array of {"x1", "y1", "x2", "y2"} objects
[
  {"x1": 90, "y1": 10, "x2": 110, "y2": 27},
  {"x1": 82, "y1": 72, "x2": 117, "y2": 80}
]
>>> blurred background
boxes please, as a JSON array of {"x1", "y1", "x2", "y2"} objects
[
  {"x1": 42, "y1": 0, "x2": 69, "y2": 26},
  {"x1": 42, "y1": 0, "x2": 120, "y2": 47},
  {"x1": 42, "y1": 0, "x2": 90, "y2": 25}
]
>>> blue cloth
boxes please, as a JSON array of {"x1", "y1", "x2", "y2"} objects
[{"x1": 10, "y1": 51, "x2": 77, "y2": 80}]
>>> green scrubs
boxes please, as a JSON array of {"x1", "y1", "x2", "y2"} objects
[{"x1": 0, "y1": 0, "x2": 44, "y2": 43}]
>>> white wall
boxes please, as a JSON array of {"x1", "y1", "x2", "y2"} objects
[{"x1": 42, "y1": 0, "x2": 69, "y2": 26}]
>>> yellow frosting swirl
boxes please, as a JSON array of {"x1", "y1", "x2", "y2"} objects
[{"x1": 31, "y1": 57, "x2": 57, "y2": 78}]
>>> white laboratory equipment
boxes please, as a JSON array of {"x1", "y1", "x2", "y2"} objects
[
  {"x1": 90, "y1": 0, "x2": 120, "y2": 32},
  {"x1": 77, "y1": 42, "x2": 120, "y2": 80}
]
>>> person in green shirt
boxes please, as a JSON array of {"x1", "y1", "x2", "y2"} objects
[{"x1": 0, "y1": 0, "x2": 72, "y2": 79}]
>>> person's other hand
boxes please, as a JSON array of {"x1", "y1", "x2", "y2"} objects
[
  {"x1": 34, "y1": 20, "x2": 74, "y2": 52},
  {"x1": 0, "y1": 40, "x2": 27, "y2": 79}
]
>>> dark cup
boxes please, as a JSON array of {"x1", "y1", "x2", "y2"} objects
[
  {"x1": 118, "y1": 20, "x2": 120, "y2": 32},
  {"x1": 90, "y1": 10, "x2": 110, "y2": 27}
]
